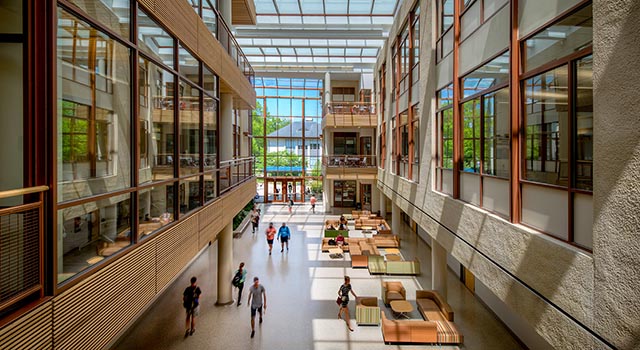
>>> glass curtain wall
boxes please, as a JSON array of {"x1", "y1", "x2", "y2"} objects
[
  {"x1": 55, "y1": 2, "x2": 220, "y2": 284},
  {"x1": 252, "y1": 77, "x2": 323, "y2": 202}
]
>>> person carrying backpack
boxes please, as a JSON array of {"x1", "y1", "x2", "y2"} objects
[
  {"x1": 277, "y1": 222, "x2": 291, "y2": 252},
  {"x1": 232, "y1": 262, "x2": 247, "y2": 306},
  {"x1": 183, "y1": 276, "x2": 202, "y2": 337}
]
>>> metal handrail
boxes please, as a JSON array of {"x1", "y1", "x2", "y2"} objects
[
  {"x1": 323, "y1": 102, "x2": 377, "y2": 117},
  {"x1": 0, "y1": 186, "x2": 49, "y2": 200}
]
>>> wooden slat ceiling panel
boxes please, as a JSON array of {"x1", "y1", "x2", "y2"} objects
[{"x1": 232, "y1": 0, "x2": 257, "y2": 25}]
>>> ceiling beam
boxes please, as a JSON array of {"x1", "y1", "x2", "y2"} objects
[{"x1": 235, "y1": 29, "x2": 386, "y2": 39}]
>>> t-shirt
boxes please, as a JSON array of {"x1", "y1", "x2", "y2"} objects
[
  {"x1": 278, "y1": 226, "x2": 291, "y2": 239},
  {"x1": 183, "y1": 285, "x2": 202, "y2": 309},
  {"x1": 310, "y1": 197, "x2": 317, "y2": 205},
  {"x1": 251, "y1": 212, "x2": 259, "y2": 223},
  {"x1": 249, "y1": 284, "x2": 266, "y2": 308},
  {"x1": 265, "y1": 227, "x2": 276, "y2": 240}
]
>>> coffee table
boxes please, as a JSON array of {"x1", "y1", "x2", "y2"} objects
[
  {"x1": 328, "y1": 247, "x2": 343, "y2": 259},
  {"x1": 361, "y1": 226, "x2": 373, "y2": 233},
  {"x1": 390, "y1": 300, "x2": 413, "y2": 319},
  {"x1": 385, "y1": 254, "x2": 402, "y2": 261}
]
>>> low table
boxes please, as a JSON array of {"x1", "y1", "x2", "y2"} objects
[
  {"x1": 390, "y1": 300, "x2": 413, "y2": 319},
  {"x1": 328, "y1": 247, "x2": 343, "y2": 259},
  {"x1": 361, "y1": 226, "x2": 373, "y2": 233},
  {"x1": 385, "y1": 248, "x2": 400, "y2": 255}
]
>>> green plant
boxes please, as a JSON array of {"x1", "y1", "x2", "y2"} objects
[{"x1": 232, "y1": 200, "x2": 255, "y2": 230}]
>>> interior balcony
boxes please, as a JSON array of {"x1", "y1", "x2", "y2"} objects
[
  {"x1": 322, "y1": 154, "x2": 378, "y2": 180},
  {"x1": 322, "y1": 102, "x2": 377, "y2": 129}
]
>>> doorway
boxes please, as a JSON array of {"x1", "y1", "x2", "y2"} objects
[
  {"x1": 360, "y1": 184, "x2": 372, "y2": 211},
  {"x1": 266, "y1": 179, "x2": 304, "y2": 203}
]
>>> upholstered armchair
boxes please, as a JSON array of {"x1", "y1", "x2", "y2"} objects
[
  {"x1": 355, "y1": 296, "x2": 381, "y2": 325},
  {"x1": 381, "y1": 281, "x2": 406, "y2": 305}
]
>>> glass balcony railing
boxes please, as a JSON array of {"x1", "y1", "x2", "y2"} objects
[{"x1": 219, "y1": 157, "x2": 255, "y2": 193}]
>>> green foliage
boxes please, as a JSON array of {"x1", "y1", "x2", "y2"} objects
[
  {"x1": 266, "y1": 150, "x2": 302, "y2": 167},
  {"x1": 233, "y1": 199, "x2": 256, "y2": 231},
  {"x1": 252, "y1": 101, "x2": 293, "y2": 173}
]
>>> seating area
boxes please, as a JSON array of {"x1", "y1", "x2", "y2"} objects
[
  {"x1": 378, "y1": 286, "x2": 464, "y2": 345},
  {"x1": 354, "y1": 218, "x2": 390, "y2": 231}
]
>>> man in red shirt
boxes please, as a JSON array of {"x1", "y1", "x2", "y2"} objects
[{"x1": 265, "y1": 222, "x2": 277, "y2": 255}]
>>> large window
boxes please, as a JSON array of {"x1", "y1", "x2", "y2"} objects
[
  {"x1": 57, "y1": 8, "x2": 131, "y2": 202},
  {"x1": 252, "y1": 78, "x2": 322, "y2": 202},
  {"x1": 54, "y1": 1, "x2": 228, "y2": 285},
  {"x1": 520, "y1": 3, "x2": 593, "y2": 248},
  {"x1": 435, "y1": 84, "x2": 454, "y2": 193}
]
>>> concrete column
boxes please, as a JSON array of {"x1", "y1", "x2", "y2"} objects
[
  {"x1": 220, "y1": 93, "x2": 234, "y2": 162},
  {"x1": 219, "y1": 0, "x2": 232, "y2": 28},
  {"x1": 391, "y1": 201, "x2": 401, "y2": 235},
  {"x1": 216, "y1": 222, "x2": 234, "y2": 305},
  {"x1": 324, "y1": 72, "x2": 331, "y2": 106},
  {"x1": 379, "y1": 189, "x2": 387, "y2": 218},
  {"x1": 323, "y1": 180, "x2": 331, "y2": 213},
  {"x1": 431, "y1": 239, "x2": 448, "y2": 298}
]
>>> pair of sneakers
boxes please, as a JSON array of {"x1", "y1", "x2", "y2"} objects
[{"x1": 184, "y1": 328, "x2": 195, "y2": 337}]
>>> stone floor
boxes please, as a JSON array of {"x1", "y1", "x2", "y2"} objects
[{"x1": 114, "y1": 203, "x2": 525, "y2": 350}]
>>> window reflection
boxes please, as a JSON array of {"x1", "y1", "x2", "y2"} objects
[
  {"x1": 180, "y1": 176, "x2": 201, "y2": 214},
  {"x1": 179, "y1": 81, "x2": 201, "y2": 176},
  {"x1": 67, "y1": 0, "x2": 130, "y2": 38},
  {"x1": 139, "y1": 57, "x2": 175, "y2": 183},
  {"x1": 57, "y1": 195, "x2": 131, "y2": 283},
  {"x1": 575, "y1": 55, "x2": 593, "y2": 190},
  {"x1": 483, "y1": 88, "x2": 510, "y2": 178},
  {"x1": 524, "y1": 4, "x2": 592, "y2": 72},
  {"x1": 138, "y1": 183, "x2": 175, "y2": 239},
  {"x1": 462, "y1": 99, "x2": 481, "y2": 173},
  {"x1": 57, "y1": 8, "x2": 131, "y2": 202},
  {"x1": 138, "y1": 8, "x2": 174, "y2": 67},
  {"x1": 523, "y1": 66, "x2": 569, "y2": 186},
  {"x1": 179, "y1": 45, "x2": 200, "y2": 85},
  {"x1": 462, "y1": 52, "x2": 509, "y2": 98}
]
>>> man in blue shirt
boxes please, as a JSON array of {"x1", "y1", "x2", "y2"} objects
[{"x1": 277, "y1": 222, "x2": 291, "y2": 252}]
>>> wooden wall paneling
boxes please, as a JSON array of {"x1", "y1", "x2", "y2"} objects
[
  {"x1": 153, "y1": 0, "x2": 199, "y2": 50},
  {"x1": 0, "y1": 302, "x2": 53, "y2": 350},
  {"x1": 155, "y1": 215, "x2": 199, "y2": 291},
  {"x1": 198, "y1": 201, "x2": 224, "y2": 249},
  {"x1": 137, "y1": 0, "x2": 154, "y2": 11},
  {"x1": 197, "y1": 20, "x2": 222, "y2": 73},
  {"x1": 52, "y1": 243, "x2": 155, "y2": 349}
]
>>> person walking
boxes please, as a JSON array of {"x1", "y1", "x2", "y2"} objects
[
  {"x1": 287, "y1": 197, "x2": 294, "y2": 214},
  {"x1": 337, "y1": 276, "x2": 357, "y2": 332},
  {"x1": 277, "y1": 222, "x2": 291, "y2": 252},
  {"x1": 183, "y1": 276, "x2": 202, "y2": 337},
  {"x1": 247, "y1": 276, "x2": 267, "y2": 338},
  {"x1": 310, "y1": 194, "x2": 317, "y2": 213},
  {"x1": 233, "y1": 262, "x2": 248, "y2": 306},
  {"x1": 250, "y1": 208, "x2": 260, "y2": 234},
  {"x1": 265, "y1": 222, "x2": 276, "y2": 255}
]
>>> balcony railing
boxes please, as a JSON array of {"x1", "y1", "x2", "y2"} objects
[
  {"x1": 217, "y1": 15, "x2": 255, "y2": 85},
  {"x1": 0, "y1": 186, "x2": 48, "y2": 313},
  {"x1": 219, "y1": 157, "x2": 255, "y2": 193},
  {"x1": 323, "y1": 102, "x2": 376, "y2": 117},
  {"x1": 322, "y1": 102, "x2": 377, "y2": 128},
  {"x1": 322, "y1": 155, "x2": 377, "y2": 168}
]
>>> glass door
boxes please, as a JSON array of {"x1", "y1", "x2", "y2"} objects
[{"x1": 360, "y1": 184, "x2": 372, "y2": 211}]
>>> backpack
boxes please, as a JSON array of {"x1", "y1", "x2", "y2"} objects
[
  {"x1": 328, "y1": 239, "x2": 336, "y2": 246},
  {"x1": 232, "y1": 270, "x2": 243, "y2": 287},
  {"x1": 183, "y1": 286, "x2": 199, "y2": 309}
]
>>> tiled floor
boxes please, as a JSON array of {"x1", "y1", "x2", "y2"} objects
[{"x1": 114, "y1": 203, "x2": 524, "y2": 350}]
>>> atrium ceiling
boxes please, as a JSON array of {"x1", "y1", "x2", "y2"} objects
[{"x1": 235, "y1": 0, "x2": 403, "y2": 74}]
